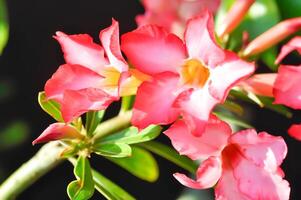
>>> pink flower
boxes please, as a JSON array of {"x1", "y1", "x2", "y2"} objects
[
  {"x1": 238, "y1": 73, "x2": 277, "y2": 97},
  {"x1": 275, "y1": 36, "x2": 301, "y2": 64},
  {"x1": 136, "y1": 0, "x2": 221, "y2": 37},
  {"x1": 32, "y1": 123, "x2": 83, "y2": 145},
  {"x1": 288, "y1": 124, "x2": 301, "y2": 141},
  {"x1": 45, "y1": 19, "x2": 147, "y2": 122},
  {"x1": 165, "y1": 117, "x2": 290, "y2": 199},
  {"x1": 273, "y1": 65, "x2": 301, "y2": 109},
  {"x1": 122, "y1": 11, "x2": 255, "y2": 135}
]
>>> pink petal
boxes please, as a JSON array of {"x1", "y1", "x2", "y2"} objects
[
  {"x1": 215, "y1": 168, "x2": 250, "y2": 200},
  {"x1": 54, "y1": 31, "x2": 108, "y2": 72},
  {"x1": 184, "y1": 11, "x2": 224, "y2": 67},
  {"x1": 229, "y1": 129, "x2": 287, "y2": 172},
  {"x1": 276, "y1": 36, "x2": 301, "y2": 64},
  {"x1": 239, "y1": 73, "x2": 277, "y2": 97},
  {"x1": 164, "y1": 116, "x2": 231, "y2": 160},
  {"x1": 209, "y1": 51, "x2": 255, "y2": 101},
  {"x1": 217, "y1": 142, "x2": 290, "y2": 200},
  {"x1": 174, "y1": 88, "x2": 219, "y2": 136},
  {"x1": 99, "y1": 19, "x2": 128, "y2": 72},
  {"x1": 45, "y1": 64, "x2": 103, "y2": 103},
  {"x1": 131, "y1": 72, "x2": 181, "y2": 129},
  {"x1": 178, "y1": 0, "x2": 221, "y2": 21},
  {"x1": 233, "y1": 155, "x2": 290, "y2": 200},
  {"x1": 273, "y1": 65, "x2": 301, "y2": 109},
  {"x1": 121, "y1": 25, "x2": 186, "y2": 75},
  {"x1": 174, "y1": 156, "x2": 222, "y2": 189},
  {"x1": 61, "y1": 88, "x2": 116, "y2": 122},
  {"x1": 32, "y1": 123, "x2": 83, "y2": 145},
  {"x1": 288, "y1": 123, "x2": 301, "y2": 141}
]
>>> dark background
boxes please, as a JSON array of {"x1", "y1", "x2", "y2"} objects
[{"x1": 0, "y1": 0, "x2": 301, "y2": 199}]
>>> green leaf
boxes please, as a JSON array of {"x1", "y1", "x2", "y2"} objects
[
  {"x1": 119, "y1": 95, "x2": 135, "y2": 114},
  {"x1": 92, "y1": 169, "x2": 136, "y2": 200},
  {"x1": 276, "y1": 0, "x2": 301, "y2": 19},
  {"x1": 214, "y1": 112, "x2": 253, "y2": 129},
  {"x1": 107, "y1": 146, "x2": 159, "y2": 182},
  {"x1": 93, "y1": 143, "x2": 132, "y2": 158},
  {"x1": 137, "y1": 141, "x2": 198, "y2": 174},
  {"x1": 67, "y1": 156, "x2": 95, "y2": 200},
  {"x1": 99, "y1": 125, "x2": 161, "y2": 145},
  {"x1": 217, "y1": 100, "x2": 244, "y2": 116},
  {"x1": 230, "y1": 89, "x2": 292, "y2": 118},
  {"x1": 0, "y1": 121, "x2": 29, "y2": 150},
  {"x1": 38, "y1": 91, "x2": 64, "y2": 122},
  {"x1": 0, "y1": 0, "x2": 9, "y2": 54},
  {"x1": 85, "y1": 110, "x2": 105, "y2": 137}
]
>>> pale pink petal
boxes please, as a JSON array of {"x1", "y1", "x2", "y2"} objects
[
  {"x1": 99, "y1": 19, "x2": 128, "y2": 72},
  {"x1": 233, "y1": 156, "x2": 290, "y2": 200},
  {"x1": 239, "y1": 73, "x2": 277, "y2": 97},
  {"x1": 209, "y1": 51, "x2": 255, "y2": 101},
  {"x1": 276, "y1": 36, "x2": 301, "y2": 64},
  {"x1": 215, "y1": 168, "x2": 250, "y2": 200},
  {"x1": 61, "y1": 88, "x2": 116, "y2": 122},
  {"x1": 174, "y1": 87, "x2": 219, "y2": 136},
  {"x1": 142, "y1": 0, "x2": 178, "y2": 14},
  {"x1": 174, "y1": 156, "x2": 222, "y2": 189},
  {"x1": 132, "y1": 72, "x2": 181, "y2": 129},
  {"x1": 32, "y1": 123, "x2": 83, "y2": 145},
  {"x1": 178, "y1": 0, "x2": 221, "y2": 21},
  {"x1": 54, "y1": 31, "x2": 108, "y2": 72},
  {"x1": 273, "y1": 65, "x2": 301, "y2": 109},
  {"x1": 121, "y1": 25, "x2": 186, "y2": 75},
  {"x1": 164, "y1": 117, "x2": 231, "y2": 160},
  {"x1": 184, "y1": 11, "x2": 224, "y2": 67},
  {"x1": 288, "y1": 123, "x2": 301, "y2": 141},
  {"x1": 45, "y1": 64, "x2": 103, "y2": 103},
  {"x1": 229, "y1": 129, "x2": 287, "y2": 171}
]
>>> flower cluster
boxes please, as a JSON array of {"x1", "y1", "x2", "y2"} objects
[{"x1": 34, "y1": 1, "x2": 301, "y2": 199}]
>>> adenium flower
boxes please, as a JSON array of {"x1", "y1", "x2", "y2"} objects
[
  {"x1": 288, "y1": 124, "x2": 301, "y2": 141},
  {"x1": 122, "y1": 11, "x2": 255, "y2": 135},
  {"x1": 32, "y1": 123, "x2": 83, "y2": 145},
  {"x1": 238, "y1": 73, "x2": 276, "y2": 97},
  {"x1": 136, "y1": 0, "x2": 221, "y2": 37},
  {"x1": 45, "y1": 19, "x2": 148, "y2": 122},
  {"x1": 165, "y1": 117, "x2": 290, "y2": 199}
]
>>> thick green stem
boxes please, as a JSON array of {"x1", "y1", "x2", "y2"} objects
[
  {"x1": 92, "y1": 111, "x2": 132, "y2": 142},
  {"x1": 0, "y1": 142, "x2": 65, "y2": 200},
  {"x1": 0, "y1": 112, "x2": 132, "y2": 199}
]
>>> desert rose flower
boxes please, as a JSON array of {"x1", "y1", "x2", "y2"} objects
[
  {"x1": 165, "y1": 117, "x2": 290, "y2": 200},
  {"x1": 122, "y1": 11, "x2": 255, "y2": 135},
  {"x1": 136, "y1": 0, "x2": 221, "y2": 37},
  {"x1": 32, "y1": 123, "x2": 84, "y2": 145},
  {"x1": 45, "y1": 19, "x2": 148, "y2": 122},
  {"x1": 238, "y1": 73, "x2": 277, "y2": 97}
]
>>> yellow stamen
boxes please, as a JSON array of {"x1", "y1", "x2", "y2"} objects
[{"x1": 181, "y1": 59, "x2": 210, "y2": 88}]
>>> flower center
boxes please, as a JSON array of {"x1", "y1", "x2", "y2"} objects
[{"x1": 181, "y1": 59, "x2": 210, "y2": 88}]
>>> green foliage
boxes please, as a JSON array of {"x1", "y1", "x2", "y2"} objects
[
  {"x1": 92, "y1": 169, "x2": 135, "y2": 200},
  {"x1": 230, "y1": 89, "x2": 292, "y2": 118},
  {"x1": 138, "y1": 141, "x2": 198, "y2": 174},
  {"x1": 0, "y1": 121, "x2": 29, "y2": 150},
  {"x1": 0, "y1": 0, "x2": 9, "y2": 54},
  {"x1": 93, "y1": 143, "x2": 132, "y2": 158},
  {"x1": 276, "y1": 0, "x2": 301, "y2": 19},
  {"x1": 38, "y1": 91, "x2": 64, "y2": 122},
  {"x1": 85, "y1": 110, "x2": 105, "y2": 137},
  {"x1": 120, "y1": 95, "x2": 135, "y2": 114},
  {"x1": 100, "y1": 125, "x2": 161, "y2": 145},
  {"x1": 67, "y1": 156, "x2": 95, "y2": 200},
  {"x1": 107, "y1": 147, "x2": 159, "y2": 182}
]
